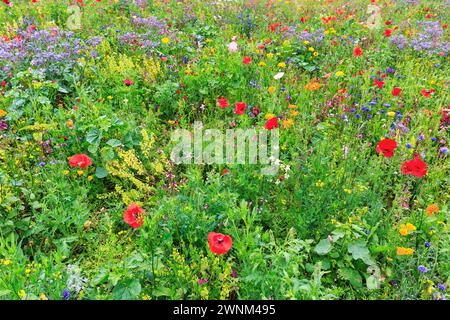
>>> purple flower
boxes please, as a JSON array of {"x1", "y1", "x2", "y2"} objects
[
  {"x1": 418, "y1": 265, "x2": 428, "y2": 273},
  {"x1": 440, "y1": 147, "x2": 448, "y2": 154},
  {"x1": 62, "y1": 289, "x2": 70, "y2": 300}
]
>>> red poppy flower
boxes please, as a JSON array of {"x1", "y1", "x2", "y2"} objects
[
  {"x1": 69, "y1": 154, "x2": 92, "y2": 170},
  {"x1": 242, "y1": 56, "x2": 252, "y2": 65},
  {"x1": 401, "y1": 154, "x2": 427, "y2": 178},
  {"x1": 1, "y1": 81, "x2": 6, "y2": 88},
  {"x1": 374, "y1": 79, "x2": 384, "y2": 89},
  {"x1": 123, "y1": 204, "x2": 145, "y2": 229},
  {"x1": 384, "y1": 29, "x2": 393, "y2": 37},
  {"x1": 353, "y1": 46, "x2": 363, "y2": 57},
  {"x1": 392, "y1": 87, "x2": 402, "y2": 96},
  {"x1": 269, "y1": 23, "x2": 280, "y2": 31},
  {"x1": 208, "y1": 232, "x2": 232, "y2": 255},
  {"x1": 421, "y1": 89, "x2": 435, "y2": 98},
  {"x1": 123, "y1": 79, "x2": 134, "y2": 86},
  {"x1": 265, "y1": 117, "x2": 279, "y2": 130},
  {"x1": 375, "y1": 139, "x2": 398, "y2": 158},
  {"x1": 218, "y1": 97, "x2": 230, "y2": 108},
  {"x1": 234, "y1": 102, "x2": 247, "y2": 115}
]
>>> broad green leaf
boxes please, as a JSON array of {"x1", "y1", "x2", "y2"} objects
[
  {"x1": 112, "y1": 279, "x2": 141, "y2": 300},
  {"x1": 314, "y1": 239, "x2": 332, "y2": 255}
]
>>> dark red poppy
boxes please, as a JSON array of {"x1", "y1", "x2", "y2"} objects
[
  {"x1": 375, "y1": 139, "x2": 398, "y2": 158},
  {"x1": 242, "y1": 56, "x2": 252, "y2": 65},
  {"x1": 123, "y1": 79, "x2": 134, "y2": 86},
  {"x1": 208, "y1": 232, "x2": 232, "y2": 255},
  {"x1": 353, "y1": 46, "x2": 362, "y2": 57},
  {"x1": 218, "y1": 97, "x2": 230, "y2": 108},
  {"x1": 234, "y1": 102, "x2": 246, "y2": 115},
  {"x1": 392, "y1": 87, "x2": 402, "y2": 96},
  {"x1": 401, "y1": 154, "x2": 427, "y2": 178},
  {"x1": 69, "y1": 154, "x2": 92, "y2": 170},
  {"x1": 265, "y1": 117, "x2": 278, "y2": 130},
  {"x1": 123, "y1": 204, "x2": 145, "y2": 228}
]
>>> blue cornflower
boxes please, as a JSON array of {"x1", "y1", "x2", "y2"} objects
[
  {"x1": 418, "y1": 265, "x2": 428, "y2": 273},
  {"x1": 62, "y1": 289, "x2": 70, "y2": 300}
]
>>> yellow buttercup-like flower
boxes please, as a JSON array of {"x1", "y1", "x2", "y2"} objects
[
  {"x1": 161, "y1": 37, "x2": 171, "y2": 44},
  {"x1": 0, "y1": 109, "x2": 7, "y2": 117},
  {"x1": 335, "y1": 71, "x2": 344, "y2": 77}
]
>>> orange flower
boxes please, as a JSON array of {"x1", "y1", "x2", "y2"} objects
[
  {"x1": 305, "y1": 81, "x2": 321, "y2": 91},
  {"x1": 425, "y1": 204, "x2": 439, "y2": 216},
  {"x1": 396, "y1": 247, "x2": 414, "y2": 256},
  {"x1": 399, "y1": 223, "x2": 416, "y2": 236}
]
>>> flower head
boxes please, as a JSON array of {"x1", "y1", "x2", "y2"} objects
[
  {"x1": 208, "y1": 232, "x2": 232, "y2": 255},
  {"x1": 123, "y1": 204, "x2": 145, "y2": 229},
  {"x1": 69, "y1": 154, "x2": 92, "y2": 170}
]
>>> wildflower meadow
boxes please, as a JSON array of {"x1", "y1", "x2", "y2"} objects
[{"x1": 0, "y1": 0, "x2": 449, "y2": 303}]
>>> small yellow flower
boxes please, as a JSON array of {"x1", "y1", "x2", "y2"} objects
[
  {"x1": 288, "y1": 104, "x2": 297, "y2": 109},
  {"x1": 316, "y1": 180, "x2": 324, "y2": 188},
  {"x1": 142, "y1": 294, "x2": 151, "y2": 300},
  {"x1": 343, "y1": 188, "x2": 352, "y2": 194},
  {"x1": 3, "y1": 259, "x2": 11, "y2": 266},
  {"x1": 18, "y1": 290, "x2": 26, "y2": 299},
  {"x1": 107, "y1": 96, "x2": 113, "y2": 100},
  {"x1": 396, "y1": 247, "x2": 414, "y2": 256},
  {"x1": 266, "y1": 53, "x2": 274, "y2": 59},
  {"x1": 63, "y1": 170, "x2": 69, "y2": 175},
  {"x1": 258, "y1": 61, "x2": 266, "y2": 67},
  {"x1": 290, "y1": 110, "x2": 300, "y2": 117},
  {"x1": 313, "y1": 51, "x2": 319, "y2": 57},
  {"x1": 282, "y1": 118, "x2": 294, "y2": 128},
  {"x1": 77, "y1": 170, "x2": 84, "y2": 175},
  {"x1": 303, "y1": 40, "x2": 310, "y2": 45},
  {"x1": 277, "y1": 62, "x2": 286, "y2": 68},
  {"x1": 0, "y1": 109, "x2": 7, "y2": 117},
  {"x1": 387, "y1": 111, "x2": 396, "y2": 117},
  {"x1": 335, "y1": 71, "x2": 344, "y2": 77},
  {"x1": 25, "y1": 268, "x2": 32, "y2": 275},
  {"x1": 87, "y1": 175, "x2": 93, "y2": 182},
  {"x1": 308, "y1": 47, "x2": 315, "y2": 52},
  {"x1": 39, "y1": 293, "x2": 48, "y2": 300},
  {"x1": 265, "y1": 113, "x2": 276, "y2": 120},
  {"x1": 267, "y1": 86, "x2": 275, "y2": 94},
  {"x1": 161, "y1": 37, "x2": 170, "y2": 44}
]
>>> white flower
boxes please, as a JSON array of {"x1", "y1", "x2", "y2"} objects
[{"x1": 274, "y1": 72, "x2": 284, "y2": 80}]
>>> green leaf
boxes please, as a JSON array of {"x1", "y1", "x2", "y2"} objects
[
  {"x1": 339, "y1": 267, "x2": 362, "y2": 289},
  {"x1": 112, "y1": 279, "x2": 141, "y2": 300},
  {"x1": 347, "y1": 241, "x2": 374, "y2": 265},
  {"x1": 86, "y1": 128, "x2": 102, "y2": 145},
  {"x1": 153, "y1": 287, "x2": 171, "y2": 297},
  {"x1": 314, "y1": 239, "x2": 332, "y2": 255},
  {"x1": 95, "y1": 167, "x2": 108, "y2": 179},
  {"x1": 106, "y1": 139, "x2": 123, "y2": 147}
]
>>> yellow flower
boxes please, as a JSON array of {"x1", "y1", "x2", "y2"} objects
[
  {"x1": 405, "y1": 223, "x2": 416, "y2": 231},
  {"x1": 142, "y1": 294, "x2": 151, "y2": 300},
  {"x1": 265, "y1": 113, "x2": 276, "y2": 120},
  {"x1": 399, "y1": 225, "x2": 408, "y2": 236},
  {"x1": 25, "y1": 268, "x2": 32, "y2": 275},
  {"x1": 387, "y1": 111, "x2": 396, "y2": 117},
  {"x1": 308, "y1": 47, "x2": 315, "y2": 52},
  {"x1": 107, "y1": 95, "x2": 113, "y2": 100},
  {"x1": 18, "y1": 290, "x2": 26, "y2": 299},
  {"x1": 335, "y1": 71, "x2": 344, "y2": 77},
  {"x1": 343, "y1": 188, "x2": 352, "y2": 194},
  {"x1": 258, "y1": 61, "x2": 266, "y2": 67},
  {"x1": 267, "y1": 86, "x2": 275, "y2": 94},
  {"x1": 63, "y1": 170, "x2": 69, "y2": 175},
  {"x1": 303, "y1": 40, "x2": 310, "y2": 45},
  {"x1": 266, "y1": 53, "x2": 274, "y2": 59},
  {"x1": 39, "y1": 293, "x2": 48, "y2": 300},
  {"x1": 396, "y1": 247, "x2": 414, "y2": 256},
  {"x1": 87, "y1": 175, "x2": 93, "y2": 182},
  {"x1": 3, "y1": 259, "x2": 11, "y2": 266},
  {"x1": 313, "y1": 51, "x2": 319, "y2": 57},
  {"x1": 316, "y1": 180, "x2": 324, "y2": 188},
  {"x1": 290, "y1": 110, "x2": 300, "y2": 117},
  {"x1": 282, "y1": 118, "x2": 294, "y2": 128},
  {"x1": 288, "y1": 104, "x2": 297, "y2": 109},
  {"x1": 161, "y1": 37, "x2": 170, "y2": 44},
  {"x1": 77, "y1": 170, "x2": 84, "y2": 175},
  {"x1": 0, "y1": 109, "x2": 7, "y2": 117},
  {"x1": 277, "y1": 62, "x2": 286, "y2": 68}
]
